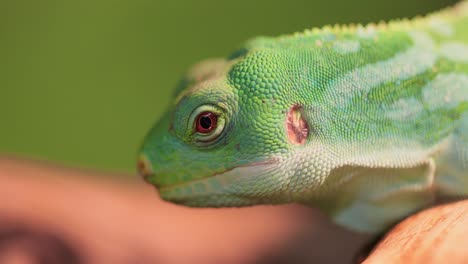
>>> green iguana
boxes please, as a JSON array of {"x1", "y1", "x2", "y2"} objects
[{"x1": 138, "y1": 1, "x2": 468, "y2": 234}]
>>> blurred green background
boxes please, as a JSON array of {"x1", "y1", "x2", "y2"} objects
[{"x1": 0, "y1": 0, "x2": 458, "y2": 174}]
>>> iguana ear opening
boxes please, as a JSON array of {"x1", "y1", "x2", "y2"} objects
[{"x1": 286, "y1": 105, "x2": 309, "y2": 145}]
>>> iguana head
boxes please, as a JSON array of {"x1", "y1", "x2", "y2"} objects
[
  {"x1": 137, "y1": 30, "x2": 413, "y2": 207},
  {"x1": 138, "y1": 49, "x2": 316, "y2": 207}
]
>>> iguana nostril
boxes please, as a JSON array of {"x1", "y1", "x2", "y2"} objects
[{"x1": 137, "y1": 154, "x2": 153, "y2": 181}]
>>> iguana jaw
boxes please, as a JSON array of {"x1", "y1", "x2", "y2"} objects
[{"x1": 154, "y1": 158, "x2": 282, "y2": 207}]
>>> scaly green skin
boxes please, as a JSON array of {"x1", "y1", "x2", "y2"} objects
[{"x1": 139, "y1": 1, "x2": 468, "y2": 234}]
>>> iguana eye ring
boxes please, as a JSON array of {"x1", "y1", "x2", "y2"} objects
[
  {"x1": 190, "y1": 105, "x2": 226, "y2": 145},
  {"x1": 196, "y1": 112, "x2": 218, "y2": 134}
]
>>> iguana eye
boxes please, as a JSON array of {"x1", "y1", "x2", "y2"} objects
[
  {"x1": 196, "y1": 112, "x2": 217, "y2": 134},
  {"x1": 190, "y1": 105, "x2": 226, "y2": 145}
]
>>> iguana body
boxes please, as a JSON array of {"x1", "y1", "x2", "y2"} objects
[{"x1": 139, "y1": 1, "x2": 468, "y2": 234}]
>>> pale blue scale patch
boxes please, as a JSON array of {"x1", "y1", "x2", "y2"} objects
[
  {"x1": 384, "y1": 97, "x2": 424, "y2": 120},
  {"x1": 356, "y1": 25, "x2": 377, "y2": 39},
  {"x1": 439, "y1": 42, "x2": 468, "y2": 63},
  {"x1": 333, "y1": 40, "x2": 360, "y2": 54},
  {"x1": 458, "y1": 141, "x2": 468, "y2": 172},
  {"x1": 435, "y1": 111, "x2": 468, "y2": 197},
  {"x1": 319, "y1": 32, "x2": 337, "y2": 42},
  {"x1": 459, "y1": 113, "x2": 468, "y2": 171},
  {"x1": 428, "y1": 17, "x2": 454, "y2": 37},
  {"x1": 326, "y1": 31, "x2": 436, "y2": 107},
  {"x1": 422, "y1": 73, "x2": 468, "y2": 109}
]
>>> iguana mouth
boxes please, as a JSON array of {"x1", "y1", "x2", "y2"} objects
[{"x1": 156, "y1": 158, "x2": 279, "y2": 197}]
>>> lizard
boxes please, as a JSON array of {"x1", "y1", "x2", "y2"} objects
[{"x1": 137, "y1": 1, "x2": 468, "y2": 234}]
